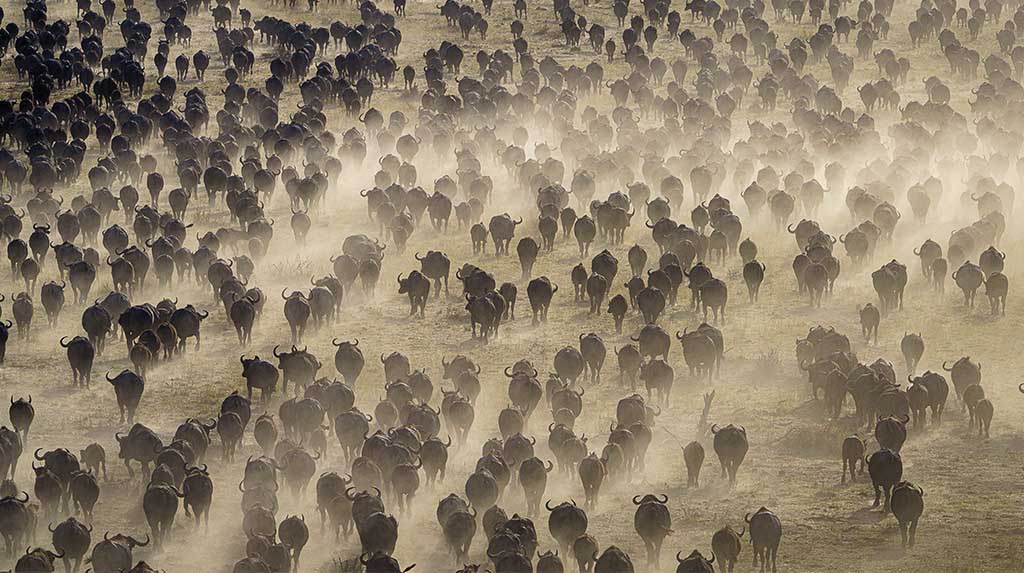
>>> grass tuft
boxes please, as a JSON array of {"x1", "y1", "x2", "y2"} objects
[{"x1": 325, "y1": 557, "x2": 362, "y2": 573}]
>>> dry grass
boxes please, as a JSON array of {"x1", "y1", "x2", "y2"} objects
[{"x1": 326, "y1": 557, "x2": 363, "y2": 572}]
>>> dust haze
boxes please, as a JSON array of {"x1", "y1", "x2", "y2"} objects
[{"x1": 0, "y1": 0, "x2": 1020, "y2": 570}]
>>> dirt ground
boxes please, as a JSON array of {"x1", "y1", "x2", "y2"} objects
[{"x1": 0, "y1": 0, "x2": 1022, "y2": 570}]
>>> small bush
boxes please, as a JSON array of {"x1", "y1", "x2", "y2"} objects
[
  {"x1": 754, "y1": 349, "x2": 785, "y2": 379},
  {"x1": 326, "y1": 556, "x2": 362, "y2": 573},
  {"x1": 270, "y1": 257, "x2": 315, "y2": 277}
]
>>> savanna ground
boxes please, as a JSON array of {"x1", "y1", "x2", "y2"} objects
[{"x1": 0, "y1": 0, "x2": 1023, "y2": 569}]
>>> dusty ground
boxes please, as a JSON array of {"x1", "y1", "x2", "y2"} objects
[{"x1": 0, "y1": 0, "x2": 1021, "y2": 570}]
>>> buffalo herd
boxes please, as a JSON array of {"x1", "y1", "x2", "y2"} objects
[{"x1": 0, "y1": 0, "x2": 1015, "y2": 568}]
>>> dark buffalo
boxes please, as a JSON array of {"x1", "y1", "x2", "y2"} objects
[
  {"x1": 546, "y1": 499, "x2": 588, "y2": 555},
  {"x1": 240, "y1": 356, "x2": 280, "y2": 402},
  {"x1": 526, "y1": 276, "x2": 557, "y2": 324},
  {"x1": 867, "y1": 448, "x2": 903, "y2": 511},
  {"x1": 711, "y1": 424, "x2": 748, "y2": 484},
  {"x1": 683, "y1": 441, "x2": 704, "y2": 487},
  {"x1": 61, "y1": 336, "x2": 95, "y2": 387},
  {"x1": 711, "y1": 525, "x2": 743, "y2": 572},
  {"x1": 745, "y1": 507, "x2": 781, "y2": 573},
  {"x1": 676, "y1": 549, "x2": 716, "y2": 573},
  {"x1": 89, "y1": 532, "x2": 150, "y2": 573},
  {"x1": 106, "y1": 370, "x2": 145, "y2": 424},
  {"x1": 633, "y1": 493, "x2": 672, "y2": 567},
  {"x1": 890, "y1": 481, "x2": 924, "y2": 547}
]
